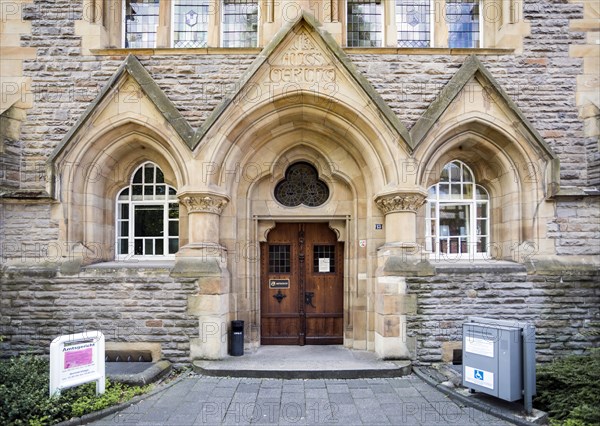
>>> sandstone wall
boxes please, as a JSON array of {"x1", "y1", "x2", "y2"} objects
[
  {"x1": 3, "y1": 1, "x2": 594, "y2": 256},
  {"x1": 0, "y1": 0, "x2": 598, "y2": 363},
  {"x1": 0, "y1": 203, "x2": 59, "y2": 262},
  {"x1": 407, "y1": 265, "x2": 600, "y2": 364},
  {"x1": 11, "y1": 0, "x2": 591, "y2": 190},
  {"x1": 547, "y1": 197, "x2": 600, "y2": 256},
  {"x1": 1, "y1": 263, "x2": 597, "y2": 364},
  {"x1": 0, "y1": 266, "x2": 199, "y2": 365}
]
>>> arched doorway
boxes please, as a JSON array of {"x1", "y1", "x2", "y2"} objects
[{"x1": 260, "y1": 222, "x2": 344, "y2": 345}]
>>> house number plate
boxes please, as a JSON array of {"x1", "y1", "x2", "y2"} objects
[{"x1": 269, "y1": 279, "x2": 290, "y2": 289}]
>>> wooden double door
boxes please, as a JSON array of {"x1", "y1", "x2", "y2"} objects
[{"x1": 260, "y1": 223, "x2": 344, "y2": 345}]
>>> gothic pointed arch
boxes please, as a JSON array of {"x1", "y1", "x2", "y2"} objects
[
  {"x1": 49, "y1": 54, "x2": 194, "y2": 166},
  {"x1": 194, "y1": 13, "x2": 413, "y2": 197},
  {"x1": 53, "y1": 122, "x2": 189, "y2": 264},
  {"x1": 412, "y1": 56, "x2": 557, "y2": 166},
  {"x1": 192, "y1": 12, "x2": 411, "y2": 151},
  {"x1": 410, "y1": 56, "x2": 562, "y2": 262}
]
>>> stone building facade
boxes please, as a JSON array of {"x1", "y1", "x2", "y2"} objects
[{"x1": 0, "y1": 0, "x2": 598, "y2": 365}]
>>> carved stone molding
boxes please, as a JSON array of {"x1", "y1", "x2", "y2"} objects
[
  {"x1": 374, "y1": 189, "x2": 428, "y2": 214},
  {"x1": 258, "y1": 220, "x2": 276, "y2": 243},
  {"x1": 179, "y1": 192, "x2": 229, "y2": 215},
  {"x1": 328, "y1": 220, "x2": 346, "y2": 242}
]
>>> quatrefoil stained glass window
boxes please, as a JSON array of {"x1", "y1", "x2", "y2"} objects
[{"x1": 274, "y1": 162, "x2": 330, "y2": 207}]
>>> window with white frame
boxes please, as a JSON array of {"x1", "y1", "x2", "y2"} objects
[
  {"x1": 124, "y1": 0, "x2": 160, "y2": 48},
  {"x1": 446, "y1": 0, "x2": 481, "y2": 48},
  {"x1": 172, "y1": 0, "x2": 210, "y2": 47},
  {"x1": 116, "y1": 162, "x2": 179, "y2": 259},
  {"x1": 347, "y1": 0, "x2": 383, "y2": 47},
  {"x1": 425, "y1": 161, "x2": 489, "y2": 258},
  {"x1": 396, "y1": 0, "x2": 432, "y2": 47},
  {"x1": 222, "y1": 0, "x2": 259, "y2": 47}
]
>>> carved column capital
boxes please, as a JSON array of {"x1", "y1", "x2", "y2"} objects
[
  {"x1": 178, "y1": 192, "x2": 230, "y2": 215},
  {"x1": 374, "y1": 188, "x2": 428, "y2": 214}
]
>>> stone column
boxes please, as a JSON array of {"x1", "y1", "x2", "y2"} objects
[
  {"x1": 374, "y1": 189, "x2": 427, "y2": 246},
  {"x1": 179, "y1": 192, "x2": 229, "y2": 253},
  {"x1": 173, "y1": 191, "x2": 231, "y2": 360},
  {"x1": 373, "y1": 188, "x2": 432, "y2": 359}
]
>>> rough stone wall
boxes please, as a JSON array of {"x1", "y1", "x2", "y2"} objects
[
  {"x1": 352, "y1": 0, "x2": 588, "y2": 186},
  {"x1": 1, "y1": 1, "x2": 597, "y2": 364},
  {"x1": 0, "y1": 106, "x2": 25, "y2": 192},
  {"x1": 144, "y1": 55, "x2": 258, "y2": 129},
  {"x1": 0, "y1": 267, "x2": 199, "y2": 364},
  {"x1": 520, "y1": 0, "x2": 588, "y2": 186},
  {"x1": 13, "y1": 0, "x2": 589, "y2": 189},
  {"x1": 547, "y1": 197, "x2": 600, "y2": 256},
  {"x1": 2, "y1": 265, "x2": 597, "y2": 364},
  {"x1": 0, "y1": 0, "x2": 593, "y2": 265},
  {"x1": 17, "y1": 1, "x2": 256, "y2": 193},
  {"x1": 0, "y1": 203, "x2": 59, "y2": 261},
  {"x1": 407, "y1": 266, "x2": 600, "y2": 364}
]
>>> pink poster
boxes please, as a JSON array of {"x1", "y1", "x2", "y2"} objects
[{"x1": 64, "y1": 348, "x2": 93, "y2": 369}]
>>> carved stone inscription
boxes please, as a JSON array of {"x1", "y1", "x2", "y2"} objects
[{"x1": 269, "y1": 31, "x2": 336, "y2": 84}]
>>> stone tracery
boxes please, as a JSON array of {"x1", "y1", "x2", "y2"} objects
[{"x1": 274, "y1": 162, "x2": 330, "y2": 207}]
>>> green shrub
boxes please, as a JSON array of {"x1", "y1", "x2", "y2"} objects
[
  {"x1": 0, "y1": 356, "x2": 151, "y2": 425},
  {"x1": 534, "y1": 349, "x2": 600, "y2": 426}
]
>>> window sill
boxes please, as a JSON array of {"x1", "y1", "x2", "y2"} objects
[
  {"x1": 82, "y1": 259, "x2": 176, "y2": 272},
  {"x1": 428, "y1": 259, "x2": 526, "y2": 274},
  {"x1": 345, "y1": 47, "x2": 515, "y2": 55},
  {"x1": 90, "y1": 47, "x2": 515, "y2": 56},
  {"x1": 90, "y1": 47, "x2": 262, "y2": 56}
]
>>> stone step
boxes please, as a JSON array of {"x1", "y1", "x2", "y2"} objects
[
  {"x1": 192, "y1": 345, "x2": 411, "y2": 379},
  {"x1": 106, "y1": 360, "x2": 172, "y2": 386}
]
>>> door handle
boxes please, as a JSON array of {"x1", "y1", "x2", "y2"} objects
[{"x1": 305, "y1": 292, "x2": 316, "y2": 308}]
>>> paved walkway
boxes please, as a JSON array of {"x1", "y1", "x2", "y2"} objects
[{"x1": 92, "y1": 375, "x2": 515, "y2": 425}]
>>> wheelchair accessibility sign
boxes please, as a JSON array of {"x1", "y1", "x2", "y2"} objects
[{"x1": 465, "y1": 366, "x2": 494, "y2": 390}]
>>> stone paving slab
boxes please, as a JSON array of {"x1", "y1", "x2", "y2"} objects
[{"x1": 91, "y1": 375, "x2": 517, "y2": 425}]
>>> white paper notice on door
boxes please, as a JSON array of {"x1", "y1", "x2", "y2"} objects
[{"x1": 318, "y1": 258, "x2": 330, "y2": 272}]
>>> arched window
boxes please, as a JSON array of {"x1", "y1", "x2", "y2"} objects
[
  {"x1": 425, "y1": 160, "x2": 489, "y2": 258},
  {"x1": 116, "y1": 162, "x2": 179, "y2": 259}
]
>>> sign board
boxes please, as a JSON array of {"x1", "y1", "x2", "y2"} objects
[
  {"x1": 269, "y1": 279, "x2": 290, "y2": 289},
  {"x1": 318, "y1": 258, "x2": 330, "y2": 273},
  {"x1": 464, "y1": 366, "x2": 494, "y2": 390},
  {"x1": 359, "y1": 240, "x2": 367, "y2": 248},
  {"x1": 375, "y1": 224, "x2": 383, "y2": 230},
  {"x1": 464, "y1": 336, "x2": 494, "y2": 358},
  {"x1": 50, "y1": 331, "x2": 105, "y2": 397}
]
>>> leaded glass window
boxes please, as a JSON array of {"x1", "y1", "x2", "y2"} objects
[
  {"x1": 347, "y1": 0, "x2": 383, "y2": 47},
  {"x1": 222, "y1": 0, "x2": 258, "y2": 47},
  {"x1": 446, "y1": 0, "x2": 480, "y2": 48},
  {"x1": 426, "y1": 161, "x2": 489, "y2": 258},
  {"x1": 314, "y1": 245, "x2": 336, "y2": 273},
  {"x1": 124, "y1": 0, "x2": 160, "y2": 48},
  {"x1": 116, "y1": 162, "x2": 179, "y2": 259},
  {"x1": 274, "y1": 163, "x2": 329, "y2": 208},
  {"x1": 173, "y1": 0, "x2": 210, "y2": 48},
  {"x1": 269, "y1": 245, "x2": 291, "y2": 273},
  {"x1": 396, "y1": 0, "x2": 431, "y2": 47}
]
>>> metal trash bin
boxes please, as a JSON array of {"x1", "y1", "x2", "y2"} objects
[{"x1": 230, "y1": 320, "x2": 244, "y2": 356}]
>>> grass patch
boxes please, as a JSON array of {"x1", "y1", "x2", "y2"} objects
[
  {"x1": 534, "y1": 349, "x2": 600, "y2": 426},
  {"x1": 0, "y1": 355, "x2": 152, "y2": 425}
]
